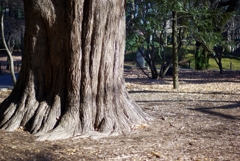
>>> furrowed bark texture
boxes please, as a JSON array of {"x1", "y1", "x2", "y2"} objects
[{"x1": 0, "y1": 0, "x2": 150, "y2": 141}]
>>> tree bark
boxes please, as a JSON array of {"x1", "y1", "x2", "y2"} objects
[
  {"x1": 213, "y1": 46, "x2": 223, "y2": 74},
  {"x1": 172, "y1": 11, "x2": 179, "y2": 89},
  {"x1": 0, "y1": 0, "x2": 150, "y2": 141}
]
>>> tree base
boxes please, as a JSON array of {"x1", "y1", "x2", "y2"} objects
[{"x1": 0, "y1": 90, "x2": 152, "y2": 141}]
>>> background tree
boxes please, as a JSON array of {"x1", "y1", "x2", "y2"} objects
[
  {"x1": 126, "y1": 0, "x2": 166, "y2": 79},
  {"x1": 187, "y1": 0, "x2": 240, "y2": 72},
  {"x1": 126, "y1": 0, "x2": 181, "y2": 80},
  {"x1": 126, "y1": 0, "x2": 188, "y2": 90},
  {"x1": 0, "y1": 0, "x2": 150, "y2": 141},
  {"x1": 211, "y1": 0, "x2": 240, "y2": 74},
  {"x1": 225, "y1": 10, "x2": 240, "y2": 55},
  {"x1": 0, "y1": 0, "x2": 24, "y2": 85}
]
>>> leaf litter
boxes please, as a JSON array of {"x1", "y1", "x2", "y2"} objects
[{"x1": 0, "y1": 69, "x2": 239, "y2": 160}]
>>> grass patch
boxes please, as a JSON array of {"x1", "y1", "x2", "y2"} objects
[
  {"x1": 208, "y1": 57, "x2": 240, "y2": 70},
  {"x1": 125, "y1": 45, "x2": 240, "y2": 70}
]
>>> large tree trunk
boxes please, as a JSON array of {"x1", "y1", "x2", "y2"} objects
[{"x1": 0, "y1": 0, "x2": 150, "y2": 141}]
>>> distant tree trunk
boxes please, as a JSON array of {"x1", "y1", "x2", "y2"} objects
[
  {"x1": 0, "y1": 0, "x2": 150, "y2": 141},
  {"x1": 138, "y1": 46, "x2": 158, "y2": 79},
  {"x1": 195, "y1": 41, "x2": 209, "y2": 70},
  {"x1": 0, "y1": 3, "x2": 16, "y2": 85},
  {"x1": 219, "y1": 61, "x2": 223, "y2": 74},
  {"x1": 21, "y1": 29, "x2": 24, "y2": 55},
  {"x1": 172, "y1": 11, "x2": 179, "y2": 89},
  {"x1": 210, "y1": 0, "x2": 239, "y2": 74},
  {"x1": 213, "y1": 46, "x2": 223, "y2": 74}
]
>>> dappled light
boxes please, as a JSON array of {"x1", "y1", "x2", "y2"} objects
[
  {"x1": 0, "y1": 69, "x2": 239, "y2": 160},
  {"x1": 0, "y1": 0, "x2": 240, "y2": 160}
]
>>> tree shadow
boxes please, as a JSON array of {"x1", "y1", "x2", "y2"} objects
[
  {"x1": 27, "y1": 153, "x2": 54, "y2": 161},
  {"x1": 128, "y1": 87, "x2": 240, "y2": 121},
  {"x1": 125, "y1": 69, "x2": 240, "y2": 84},
  {"x1": 125, "y1": 77, "x2": 172, "y2": 85},
  {"x1": 178, "y1": 70, "x2": 240, "y2": 84},
  {"x1": 188, "y1": 102, "x2": 240, "y2": 120},
  {"x1": 1, "y1": 148, "x2": 57, "y2": 161},
  {"x1": 128, "y1": 90, "x2": 239, "y2": 96},
  {"x1": 136, "y1": 99, "x2": 237, "y2": 103},
  {"x1": 181, "y1": 78, "x2": 240, "y2": 84}
]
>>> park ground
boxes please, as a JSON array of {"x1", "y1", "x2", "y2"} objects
[{"x1": 0, "y1": 69, "x2": 240, "y2": 160}]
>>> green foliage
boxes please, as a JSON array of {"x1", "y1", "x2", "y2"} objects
[
  {"x1": 126, "y1": 0, "x2": 170, "y2": 52},
  {"x1": 195, "y1": 50, "x2": 209, "y2": 70},
  {"x1": 125, "y1": 0, "x2": 239, "y2": 74},
  {"x1": 184, "y1": 53, "x2": 240, "y2": 70}
]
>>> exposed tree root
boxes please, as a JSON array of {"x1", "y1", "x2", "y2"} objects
[{"x1": 0, "y1": 90, "x2": 152, "y2": 141}]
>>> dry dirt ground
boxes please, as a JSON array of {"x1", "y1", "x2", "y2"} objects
[{"x1": 0, "y1": 69, "x2": 240, "y2": 161}]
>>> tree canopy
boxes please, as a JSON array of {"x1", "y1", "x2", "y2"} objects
[{"x1": 126, "y1": 0, "x2": 240, "y2": 77}]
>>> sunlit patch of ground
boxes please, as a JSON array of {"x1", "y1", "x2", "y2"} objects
[{"x1": 0, "y1": 70, "x2": 239, "y2": 160}]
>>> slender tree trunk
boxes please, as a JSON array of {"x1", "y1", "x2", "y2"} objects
[
  {"x1": 172, "y1": 11, "x2": 179, "y2": 89},
  {"x1": 0, "y1": 0, "x2": 150, "y2": 141},
  {"x1": 213, "y1": 46, "x2": 223, "y2": 74},
  {"x1": 195, "y1": 41, "x2": 202, "y2": 70},
  {"x1": 219, "y1": 61, "x2": 223, "y2": 74},
  {"x1": 0, "y1": 4, "x2": 17, "y2": 85}
]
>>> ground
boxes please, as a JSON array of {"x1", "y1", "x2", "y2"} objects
[{"x1": 0, "y1": 69, "x2": 240, "y2": 160}]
